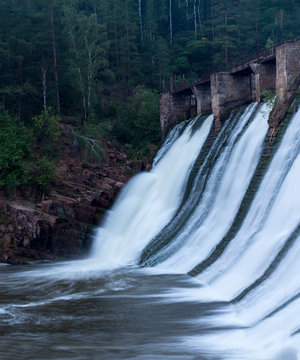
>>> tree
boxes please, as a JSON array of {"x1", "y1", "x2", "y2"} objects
[
  {"x1": 0, "y1": 110, "x2": 32, "y2": 188},
  {"x1": 63, "y1": 4, "x2": 109, "y2": 122}
]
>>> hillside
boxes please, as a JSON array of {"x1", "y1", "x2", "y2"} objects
[{"x1": 0, "y1": 118, "x2": 156, "y2": 264}]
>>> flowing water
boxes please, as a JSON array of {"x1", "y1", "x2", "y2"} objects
[{"x1": 1, "y1": 103, "x2": 299, "y2": 360}]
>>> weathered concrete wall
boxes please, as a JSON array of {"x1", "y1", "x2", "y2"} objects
[
  {"x1": 211, "y1": 72, "x2": 252, "y2": 128},
  {"x1": 192, "y1": 83, "x2": 212, "y2": 115},
  {"x1": 160, "y1": 93, "x2": 192, "y2": 138},
  {"x1": 160, "y1": 42, "x2": 300, "y2": 134},
  {"x1": 250, "y1": 63, "x2": 276, "y2": 102},
  {"x1": 276, "y1": 42, "x2": 300, "y2": 102}
]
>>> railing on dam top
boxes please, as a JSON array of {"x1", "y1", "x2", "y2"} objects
[
  {"x1": 166, "y1": 37, "x2": 300, "y2": 94},
  {"x1": 166, "y1": 72, "x2": 211, "y2": 94}
]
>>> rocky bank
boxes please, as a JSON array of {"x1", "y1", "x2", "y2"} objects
[{"x1": 0, "y1": 120, "x2": 154, "y2": 264}]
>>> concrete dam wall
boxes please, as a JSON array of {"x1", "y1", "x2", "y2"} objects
[{"x1": 160, "y1": 41, "x2": 300, "y2": 136}]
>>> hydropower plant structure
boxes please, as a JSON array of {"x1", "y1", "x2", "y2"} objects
[{"x1": 1, "y1": 41, "x2": 300, "y2": 360}]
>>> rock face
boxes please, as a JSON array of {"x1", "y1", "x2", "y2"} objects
[
  {"x1": 0, "y1": 122, "x2": 154, "y2": 264},
  {"x1": 0, "y1": 201, "x2": 85, "y2": 264}
]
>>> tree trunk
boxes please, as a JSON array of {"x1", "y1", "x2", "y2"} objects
[
  {"x1": 18, "y1": 96, "x2": 22, "y2": 123},
  {"x1": 125, "y1": 0, "x2": 130, "y2": 82},
  {"x1": 42, "y1": 65, "x2": 47, "y2": 111},
  {"x1": 186, "y1": 0, "x2": 189, "y2": 21},
  {"x1": 50, "y1": 8, "x2": 61, "y2": 115},
  {"x1": 87, "y1": 44, "x2": 92, "y2": 118},
  {"x1": 169, "y1": 0, "x2": 173, "y2": 46},
  {"x1": 280, "y1": 9, "x2": 284, "y2": 30},
  {"x1": 193, "y1": 0, "x2": 197, "y2": 40},
  {"x1": 256, "y1": 17, "x2": 259, "y2": 52},
  {"x1": 68, "y1": 22, "x2": 87, "y2": 123},
  {"x1": 139, "y1": 0, "x2": 143, "y2": 42},
  {"x1": 114, "y1": 21, "x2": 119, "y2": 68},
  {"x1": 18, "y1": 59, "x2": 23, "y2": 122},
  {"x1": 93, "y1": 0, "x2": 97, "y2": 19},
  {"x1": 198, "y1": 0, "x2": 204, "y2": 38},
  {"x1": 225, "y1": 13, "x2": 228, "y2": 67}
]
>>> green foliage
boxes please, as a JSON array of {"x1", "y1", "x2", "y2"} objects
[
  {"x1": 262, "y1": 90, "x2": 276, "y2": 113},
  {"x1": 1, "y1": 0, "x2": 300, "y2": 172},
  {"x1": 265, "y1": 37, "x2": 274, "y2": 48},
  {"x1": 0, "y1": 111, "x2": 32, "y2": 188},
  {"x1": 262, "y1": 89, "x2": 276, "y2": 103},
  {"x1": 32, "y1": 108, "x2": 61, "y2": 143},
  {"x1": 29, "y1": 157, "x2": 56, "y2": 191},
  {"x1": 0, "y1": 109, "x2": 58, "y2": 192},
  {"x1": 0, "y1": 0, "x2": 300, "y2": 117},
  {"x1": 73, "y1": 125, "x2": 106, "y2": 163},
  {"x1": 62, "y1": 3, "x2": 110, "y2": 122},
  {"x1": 113, "y1": 86, "x2": 161, "y2": 149}
]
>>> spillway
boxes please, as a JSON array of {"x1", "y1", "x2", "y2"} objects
[
  {"x1": 90, "y1": 114, "x2": 213, "y2": 269},
  {"x1": 1, "y1": 100, "x2": 299, "y2": 360},
  {"x1": 90, "y1": 99, "x2": 300, "y2": 359}
]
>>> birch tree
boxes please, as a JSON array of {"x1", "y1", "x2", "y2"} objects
[
  {"x1": 50, "y1": 8, "x2": 60, "y2": 114},
  {"x1": 169, "y1": 0, "x2": 173, "y2": 46},
  {"x1": 139, "y1": 0, "x2": 143, "y2": 42},
  {"x1": 63, "y1": 5, "x2": 108, "y2": 123},
  {"x1": 193, "y1": 0, "x2": 197, "y2": 40}
]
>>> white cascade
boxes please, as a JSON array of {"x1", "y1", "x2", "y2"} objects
[
  {"x1": 88, "y1": 101, "x2": 300, "y2": 359},
  {"x1": 155, "y1": 102, "x2": 271, "y2": 272},
  {"x1": 90, "y1": 115, "x2": 213, "y2": 269},
  {"x1": 196, "y1": 106, "x2": 300, "y2": 301}
]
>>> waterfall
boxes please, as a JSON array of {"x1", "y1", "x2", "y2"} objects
[
  {"x1": 90, "y1": 115, "x2": 213, "y2": 269},
  {"x1": 141, "y1": 102, "x2": 270, "y2": 268},
  {"x1": 89, "y1": 101, "x2": 300, "y2": 358}
]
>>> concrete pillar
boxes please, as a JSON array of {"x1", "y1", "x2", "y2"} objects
[
  {"x1": 160, "y1": 92, "x2": 192, "y2": 138},
  {"x1": 250, "y1": 63, "x2": 276, "y2": 102},
  {"x1": 276, "y1": 42, "x2": 300, "y2": 102},
  {"x1": 211, "y1": 72, "x2": 252, "y2": 129},
  {"x1": 191, "y1": 83, "x2": 212, "y2": 115}
]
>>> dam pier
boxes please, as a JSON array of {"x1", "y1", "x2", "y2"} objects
[{"x1": 161, "y1": 41, "x2": 300, "y2": 136}]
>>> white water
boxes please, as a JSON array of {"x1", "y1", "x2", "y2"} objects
[
  {"x1": 197, "y1": 105, "x2": 300, "y2": 300},
  {"x1": 181, "y1": 108, "x2": 300, "y2": 359},
  {"x1": 155, "y1": 102, "x2": 270, "y2": 272},
  {"x1": 6, "y1": 101, "x2": 296, "y2": 359},
  {"x1": 87, "y1": 101, "x2": 300, "y2": 359},
  {"x1": 90, "y1": 115, "x2": 213, "y2": 269}
]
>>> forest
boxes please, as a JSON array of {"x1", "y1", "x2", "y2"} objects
[{"x1": 1, "y1": 0, "x2": 300, "y2": 190}]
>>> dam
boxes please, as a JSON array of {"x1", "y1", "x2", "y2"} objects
[{"x1": 161, "y1": 40, "x2": 300, "y2": 136}]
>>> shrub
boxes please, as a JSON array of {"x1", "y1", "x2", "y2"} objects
[
  {"x1": 73, "y1": 125, "x2": 106, "y2": 163},
  {"x1": 262, "y1": 89, "x2": 276, "y2": 104},
  {"x1": 32, "y1": 108, "x2": 61, "y2": 143},
  {"x1": 113, "y1": 86, "x2": 161, "y2": 149},
  {"x1": 0, "y1": 111, "x2": 32, "y2": 189},
  {"x1": 29, "y1": 157, "x2": 56, "y2": 191}
]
